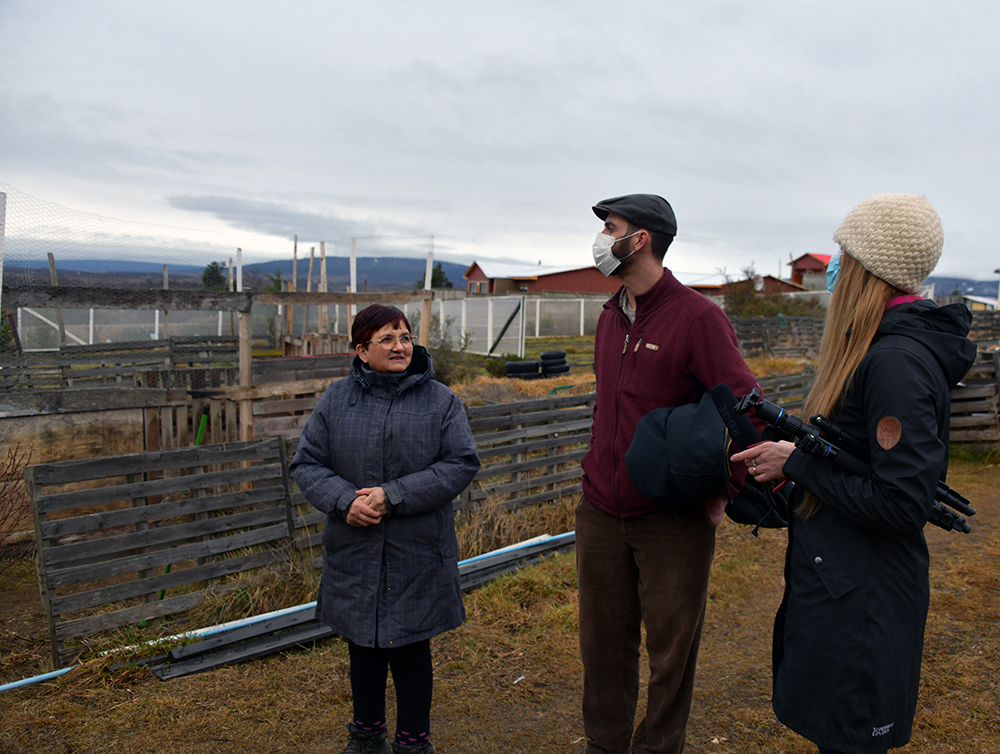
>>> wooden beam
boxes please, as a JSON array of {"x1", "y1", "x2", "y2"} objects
[
  {"x1": 3, "y1": 285, "x2": 253, "y2": 312},
  {"x1": 252, "y1": 290, "x2": 434, "y2": 306}
]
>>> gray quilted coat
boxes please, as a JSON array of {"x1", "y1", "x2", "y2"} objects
[{"x1": 290, "y1": 347, "x2": 480, "y2": 648}]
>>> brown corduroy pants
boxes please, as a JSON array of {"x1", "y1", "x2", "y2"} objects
[{"x1": 575, "y1": 494, "x2": 716, "y2": 754}]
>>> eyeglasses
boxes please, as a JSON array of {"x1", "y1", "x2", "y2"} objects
[{"x1": 366, "y1": 334, "x2": 414, "y2": 350}]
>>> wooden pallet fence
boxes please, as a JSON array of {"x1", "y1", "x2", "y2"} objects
[
  {"x1": 969, "y1": 310, "x2": 1000, "y2": 344},
  {"x1": 460, "y1": 393, "x2": 595, "y2": 515},
  {"x1": 27, "y1": 437, "x2": 295, "y2": 667},
  {"x1": 1, "y1": 337, "x2": 239, "y2": 391},
  {"x1": 250, "y1": 392, "x2": 332, "y2": 568},
  {"x1": 951, "y1": 350, "x2": 1000, "y2": 446},
  {"x1": 282, "y1": 436, "x2": 327, "y2": 568},
  {"x1": 757, "y1": 370, "x2": 816, "y2": 412},
  {"x1": 731, "y1": 316, "x2": 825, "y2": 359}
]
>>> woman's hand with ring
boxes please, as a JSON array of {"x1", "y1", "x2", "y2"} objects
[{"x1": 731, "y1": 440, "x2": 796, "y2": 483}]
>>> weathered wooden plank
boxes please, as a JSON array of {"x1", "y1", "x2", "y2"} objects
[
  {"x1": 2, "y1": 284, "x2": 254, "y2": 312},
  {"x1": 253, "y1": 290, "x2": 433, "y2": 306},
  {"x1": 473, "y1": 418, "x2": 594, "y2": 447},
  {"x1": 467, "y1": 405, "x2": 593, "y2": 432},
  {"x1": 952, "y1": 385, "x2": 997, "y2": 400},
  {"x1": 43, "y1": 506, "x2": 290, "y2": 567},
  {"x1": 951, "y1": 427, "x2": 1000, "y2": 442},
  {"x1": 501, "y1": 482, "x2": 583, "y2": 511},
  {"x1": 29, "y1": 438, "x2": 280, "y2": 487},
  {"x1": 473, "y1": 449, "x2": 588, "y2": 481},
  {"x1": 0, "y1": 387, "x2": 186, "y2": 418},
  {"x1": 470, "y1": 466, "x2": 584, "y2": 501},
  {"x1": 47, "y1": 524, "x2": 292, "y2": 588},
  {"x1": 191, "y1": 378, "x2": 331, "y2": 402},
  {"x1": 253, "y1": 396, "x2": 321, "y2": 416},
  {"x1": 53, "y1": 591, "x2": 209, "y2": 647},
  {"x1": 294, "y1": 530, "x2": 324, "y2": 551},
  {"x1": 253, "y1": 415, "x2": 312, "y2": 437},
  {"x1": 950, "y1": 415, "x2": 1000, "y2": 428},
  {"x1": 950, "y1": 401, "x2": 998, "y2": 415},
  {"x1": 50, "y1": 537, "x2": 290, "y2": 615},
  {"x1": 465, "y1": 392, "x2": 595, "y2": 418},
  {"x1": 475, "y1": 430, "x2": 591, "y2": 460},
  {"x1": 35, "y1": 462, "x2": 285, "y2": 514},
  {"x1": 294, "y1": 509, "x2": 325, "y2": 530},
  {"x1": 39, "y1": 485, "x2": 287, "y2": 538}
]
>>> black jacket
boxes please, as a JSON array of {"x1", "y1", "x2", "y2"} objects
[{"x1": 774, "y1": 301, "x2": 975, "y2": 753}]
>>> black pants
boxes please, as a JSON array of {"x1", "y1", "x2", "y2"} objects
[{"x1": 348, "y1": 639, "x2": 433, "y2": 739}]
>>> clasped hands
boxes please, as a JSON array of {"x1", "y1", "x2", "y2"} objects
[{"x1": 346, "y1": 486, "x2": 388, "y2": 527}]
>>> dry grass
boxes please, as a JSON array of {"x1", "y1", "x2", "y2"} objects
[
  {"x1": 454, "y1": 373, "x2": 596, "y2": 406},
  {"x1": 742, "y1": 355, "x2": 815, "y2": 377},
  {"x1": 456, "y1": 494, "x2": 576, "y2": 560},
  {"x1": 1, "y1": 452, "x2": 997, "y2": 753}
]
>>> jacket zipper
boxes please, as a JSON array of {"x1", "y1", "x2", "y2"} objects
[{"x1": 612, "y1": 314, "x2": 636, "y2": 518}]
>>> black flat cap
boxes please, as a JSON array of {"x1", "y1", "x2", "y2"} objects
[{"x1": 593, "y1": 194, "x2": 677, "y2": 236}]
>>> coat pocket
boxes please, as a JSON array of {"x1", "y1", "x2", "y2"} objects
[{"x1": 796, "y1": 522, "x2": 859, "y2": 600}]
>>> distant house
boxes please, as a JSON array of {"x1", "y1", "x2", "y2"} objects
[
  {"x1": 689, "y1": 274, "x2": 808, "y2": 297},
  {"x1": 789, "y1": 253, "x2": 832, "y2": 290},
  {"x1": 463, "y1": 262, "x2": 621, "y2": 295},
  {"x1": 961, "y1": 294, "x2": 998, "y2": 311}
]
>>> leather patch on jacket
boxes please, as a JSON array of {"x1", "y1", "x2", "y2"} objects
[{"x1": 877, "y1": 416, "x2": 902, "y2": 450}]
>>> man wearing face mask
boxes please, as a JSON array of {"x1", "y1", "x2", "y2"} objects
[{"x1": 577, "y1": 194, "x2": 761, "y2": 754}]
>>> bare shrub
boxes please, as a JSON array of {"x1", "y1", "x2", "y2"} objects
[{"x1": 0, "y1": 445, "x2": 34, "y2": 575}]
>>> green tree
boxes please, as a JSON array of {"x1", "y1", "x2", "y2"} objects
[
  {"x1": 416, "y1": 261, "x2": 454, "y2": 289},
  {"x1": 264, "y1": 268, "x2": 284, "y2": 293},
  {"x1": 202, "y1": 261, "x2": 229, "y2": 290}
]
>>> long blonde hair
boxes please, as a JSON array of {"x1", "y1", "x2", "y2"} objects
[{"x1": 798, "y1": 251, "x2": 905, "y2": 516}]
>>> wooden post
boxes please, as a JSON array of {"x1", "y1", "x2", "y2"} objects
[
  {"x1": 420, "y1": 296, "x2": 432, "y2": 347},
  {"x1": 350, "y1": 237, "x2": 357, "y2": 318},
  {"x1": 227, "y1": 258, "x2": 235, "y2": 335},
  {"x1": 0, "y1": 191, "x2": 5, "y2": 316},
  {"x1": 319, "y1": 241, "x2": 328, "y2": 336},
  {"x1": 289, "y1": 237, "x2": 297, "y2": 339},
  {"x1": 161, "y1": 265, "x2": 170, "y2": 339},
  {"x1": 239, "y1": 310, "x2": 253, "y2": 441},
  {"x1": 46, "y1": 253, "x2": 67, "y2": 347},
  {"x1": 301, "y1": 247, "x2": 315, "y2": 342}
]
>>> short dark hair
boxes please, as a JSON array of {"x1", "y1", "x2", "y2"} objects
[
  {"x1": 627, "y1": 222, "x2": 674, "y2": 264},
  {"x1": 351, "y1": 305, "x2": 411, "y2": 349}
]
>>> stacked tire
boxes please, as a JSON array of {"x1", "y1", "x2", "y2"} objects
[
  {"x1": 505, "y1": 360, "x2": 543, "y2": 380},
  {"x1": 540, "y1": 350, "x2": 570, "y2": 377}
]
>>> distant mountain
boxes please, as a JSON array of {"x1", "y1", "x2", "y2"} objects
[
  {"x1": 10, "y1": 258, "x2": 204, "y2": 274},
  {"x1": 926, "y1": 277, "x2": 998, "y2": 298},
  {"x1": 5, "y1": 257, "x2": 471, "y2": 291},
  {"x1": 243, "y1": 258, "x2": 469, "y2": 291}
]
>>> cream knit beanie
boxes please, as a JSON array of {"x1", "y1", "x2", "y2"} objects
[{"x1": 833, "y1": 193, "x2": 943, "y2": 293}]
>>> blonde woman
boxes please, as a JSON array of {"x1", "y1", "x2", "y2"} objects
[{"x1": 733, "y1": 194, "x2": 976, "y2": 754}]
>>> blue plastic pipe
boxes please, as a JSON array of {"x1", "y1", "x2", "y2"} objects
[{"x1": 1, "y1": 530, "x2": 574, "y2": 694}]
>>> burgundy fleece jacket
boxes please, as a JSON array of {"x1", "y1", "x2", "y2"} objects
[{"x1": 581, "y1": 268, "x2": 761, "y2": 519}]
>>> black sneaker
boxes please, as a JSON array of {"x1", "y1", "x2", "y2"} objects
[
  {"x1": 342, "y1": 723, "x2": 390, "y2": 754},
  {"x1": 391, "y1": 742, "x2": 435, "y2": 754}
]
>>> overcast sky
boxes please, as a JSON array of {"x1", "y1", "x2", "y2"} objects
[{"x1": 2, "y1": 0, "x2": 998, "y2": 280}]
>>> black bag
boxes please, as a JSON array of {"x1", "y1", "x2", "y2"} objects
[{"x1": 726, "y1": 474, "x2": 792, "y2": 532}]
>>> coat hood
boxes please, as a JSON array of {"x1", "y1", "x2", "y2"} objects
[
  {"x1": 350, "y1": 345, "x2": 435, "y2": 394},
  {"x1": 876, "y1": 300, "x2": 975, "y2": 388}
]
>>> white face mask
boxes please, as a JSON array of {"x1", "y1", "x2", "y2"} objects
[{"x1": 592, "y1": 230, "x2": 641, "y2": 277}]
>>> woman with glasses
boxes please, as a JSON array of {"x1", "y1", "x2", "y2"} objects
[{"x1": 292, "y1": 304, "x2": 480, "y2": 754}]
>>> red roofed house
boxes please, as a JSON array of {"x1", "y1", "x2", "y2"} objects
[
  {"x1": 463, "y1": 262, "x2": 621, "y2": 295},
  {"x1": 789, "y1": 253, "x2": 832, "y2": 290}
]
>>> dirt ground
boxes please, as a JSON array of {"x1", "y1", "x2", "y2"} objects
[{"x1": 1, "y1": 456, "x2": 998, "y2": 754}]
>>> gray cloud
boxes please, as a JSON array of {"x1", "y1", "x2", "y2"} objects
[{"x1": 2, "y1": 0, "x2": 999, "y2": 281}]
